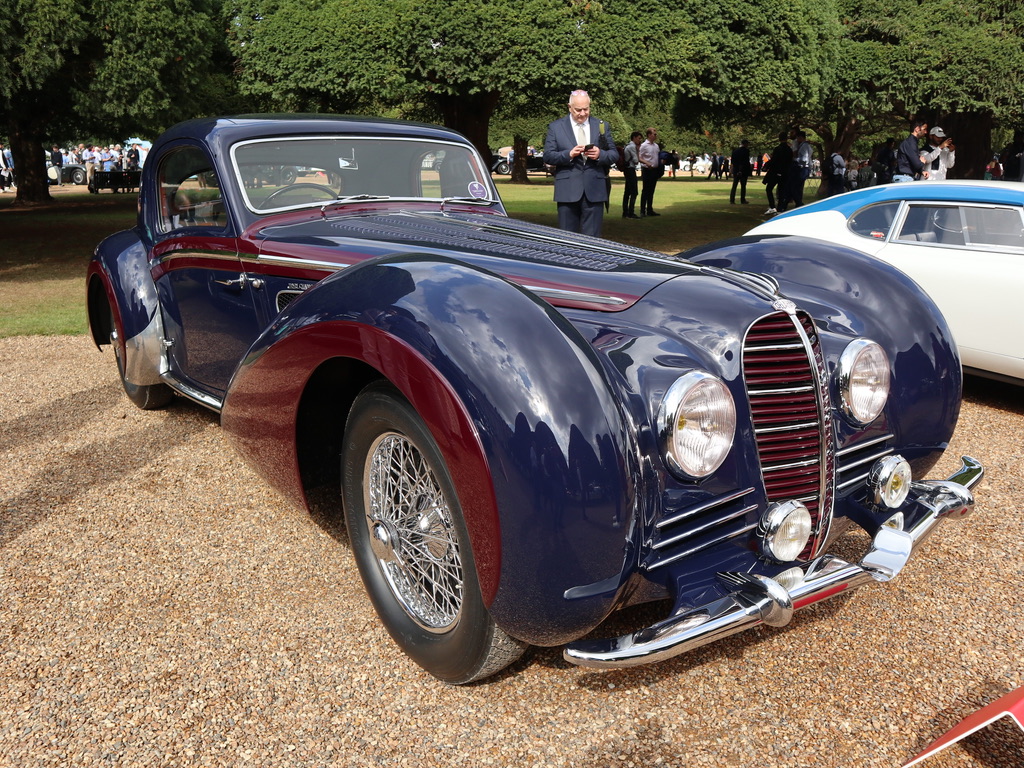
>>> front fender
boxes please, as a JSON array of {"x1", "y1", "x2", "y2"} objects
[
  {"x1": 684, "y1": 235, "x2": 962, "y2": 467},
  {"x1": 221, "y1": 256, "x2": 637, "y2": 645}
]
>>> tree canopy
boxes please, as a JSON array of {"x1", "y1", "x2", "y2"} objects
[
  {"x1": 228, "y1": 0, "x2": 707, "y2": 161},
  {"x1": 1, "y1": 0, "x2": 239, "y2": 203}
]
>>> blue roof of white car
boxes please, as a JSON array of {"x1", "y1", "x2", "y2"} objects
[{"x1": 770, "y1": 180, "x2": 1024, "y2": 221}]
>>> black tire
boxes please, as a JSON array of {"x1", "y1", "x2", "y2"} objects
[
  {"x1": 342, "y1": 382, "x2": 526, "y2": 683},
  {"x1": 109, "y1": 308, "x2": 174, "y2": 410},
  {"x1": 71, "y1": 168, "x2": 86, "y2": 185},
  {"x1": 279, "y1": 166, "x2": 298, "y2": 185},
  {"x1": 495, "y1": 161, "x2": 510, "y2": 175}
]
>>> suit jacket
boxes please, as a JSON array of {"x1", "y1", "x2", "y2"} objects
[{"x1": 543, "y1": 115, "x2": 618, "y2": 203}]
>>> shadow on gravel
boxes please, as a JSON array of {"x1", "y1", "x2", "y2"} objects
[
  {"x1": 963, "y1": 375, "x2": 1024, "y2": 415},
  {"x1": 1, "y1": 387, "x2": 215, "y2": 549}
]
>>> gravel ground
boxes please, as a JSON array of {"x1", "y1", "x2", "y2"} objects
[{"x1": 2, "y1": 335, "x2": 1022, "y2": 768}]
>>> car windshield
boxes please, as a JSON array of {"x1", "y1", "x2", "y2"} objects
[{"x1": 231, "y1": 136, "x2": 495, "y2": 213}]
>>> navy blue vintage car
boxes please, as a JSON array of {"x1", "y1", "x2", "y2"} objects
[{"x1": 87, "y1": 115, "x2": 982, "y2": 683}]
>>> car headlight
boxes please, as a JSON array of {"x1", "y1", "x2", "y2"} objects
[
  {"x1": 837, "y1": 339, "x2": 889, "y2": 424},
  {"x1": 759, "y1": 500, "x2": 813, "y2": 563},
  {"x1": 658, "y1": 371, "x2": 736, "y2": 478}
]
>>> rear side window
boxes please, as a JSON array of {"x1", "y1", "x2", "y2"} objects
[
  {"x1": 157, "y1": 146, "x2": 224, "y2": 233},
  {"x1": 896, "y1": 205, "x2": 964, "y2": 246},
  {"x1": 848, "y1": 202, "x2": 899, "y2": 240},
  {"x1": 962, "y1": 206, "x2": 1024, "y2": 249}
]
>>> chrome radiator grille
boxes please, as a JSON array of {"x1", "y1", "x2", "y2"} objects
[{"x1": 743, "y1": 311, "x2": 834, "y2": 558}]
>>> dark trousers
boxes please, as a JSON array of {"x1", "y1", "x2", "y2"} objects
[
  {"x1": 730, "y1": 174, "x2": 748, "y2": 203},
  {"x1": 622, "y1": 168, "x2": 638, "y2": 215},
  {"x1": 640, "y1": 167, "x2": 660, "y2": 215},
  {"x1": 558, "y1": 195, "x2": 604, "y2": 237},
  {"x1": 788, "y1": 162, "x2": 809, "y2": 207},
  {"x1": 764, "y1": 173, "x2": 786, "y2": 209}
]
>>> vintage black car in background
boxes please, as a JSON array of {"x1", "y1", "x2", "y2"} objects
[{"x1": 87, "y1": 115, "x2": 982, "y2": 683}]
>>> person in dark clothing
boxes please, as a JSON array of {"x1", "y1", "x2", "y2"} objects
[
  {"x1": 762, "y1": 132, "x2": 792, "y2": 215},
  {"x1": 50, "y1": 145, "x2": 64, "y2": 186},
  {"x1": 729, "y1": 139, "x2": 751, "y2": 204},
  {"x1": 894, "y1": 121, "x2": 929, "y2": 182},
  {"x1": 872, "y1": 138, "x2": 896, "y2": 184}
]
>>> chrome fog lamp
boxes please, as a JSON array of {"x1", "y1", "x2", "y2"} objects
[
  {"x1": 868, "y1": 455, "x2": 913, "y2": 508},
  {"x1": 658, "y1": 371, "x2": 736, "y2": 478},
  {"x1": 837, "y1": 339, "x2": 890, "y2": 424},
  {"x1": 759, "y1": 500, "x2": 813, "y2": 563}
]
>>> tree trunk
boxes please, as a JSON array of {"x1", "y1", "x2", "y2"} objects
[
  {"x1": 938, "y1": 112, "x2": 991, "y2": 180},
  {"x1": 7, "y1": 115, "x2": 53, "y2": 205},
  {"x1": 510, "y1": 135, "x2": 530, "y2": 184},
  {"x1": 436, "y1": 91, "x2": 500, "y2": 167}
]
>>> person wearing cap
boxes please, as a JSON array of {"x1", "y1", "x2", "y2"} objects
[
  {"x1": 920, "y1": 126, "x2": 955, "y2": 181},
  {"x1": 895, "y1": 120, "x2": 929, "y2": 181}
]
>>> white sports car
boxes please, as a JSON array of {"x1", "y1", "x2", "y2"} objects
[{"x1": 746, "y1": 180, "x2": 1024, "y2": 384}]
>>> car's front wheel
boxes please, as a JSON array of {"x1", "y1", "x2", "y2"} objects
[{"x1": 342, "y1": 382, "x2": 525, "y2": 683}]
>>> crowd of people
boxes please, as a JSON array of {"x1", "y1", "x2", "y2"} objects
[{"x1": 0, "y1": 141, "x2": 148, "y2": 192}]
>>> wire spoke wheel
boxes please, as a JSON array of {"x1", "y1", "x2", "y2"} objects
[
  {"x1": 364, "y1": 432, "x2": 463, "y2": 631},
  {"x1": 343, "y1": 383, "x2": 527, "y2": 683}
]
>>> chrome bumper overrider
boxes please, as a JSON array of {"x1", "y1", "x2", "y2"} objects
[{"x1": 563, "y1": 456, "x2": 984, "y2": 669}]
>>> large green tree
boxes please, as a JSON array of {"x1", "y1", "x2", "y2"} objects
[
  {"x1": 229, "y1": 0, "x2": 706, "y2": 164},
  {"x1": 0, "y1": 0, "x2": 239, "y2": 204},
  {"x1": 674, "y1": 0, "x2": 1024, "y2": 180}
]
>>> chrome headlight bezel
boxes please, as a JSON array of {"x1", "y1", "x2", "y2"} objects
[
  {"x1": 658, "y1": 371, "x2": 737, "y2": 479},
  {"x1": 836, "y1": 339, "x2": 890, "y2": 425},
  {"x1": 759, "y1": 500, "x2": 813, "y2": 563}
]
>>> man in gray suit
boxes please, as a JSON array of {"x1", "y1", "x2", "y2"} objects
[{"x1": 543, "y1": 90, "x2": 618, "y2": 237}]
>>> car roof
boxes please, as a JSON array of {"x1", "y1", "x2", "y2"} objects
[
  {"x1": 770, "y1": 180, "x2": 1024, "y2": 221},
  {"x1": 152, "y1": 114, "x2": 472, "y2": 155}
]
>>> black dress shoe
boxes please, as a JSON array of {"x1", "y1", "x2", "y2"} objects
[
  {"x1": 625, "y1": 213, "x2": 640, "y2": 219},
  {"x1": 647, "y1": 211, "x2": 661, "y2": 216}
]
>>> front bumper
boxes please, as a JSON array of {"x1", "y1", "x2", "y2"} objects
[{"x1": 563, "y1": 456, "x2": 984, "y2": 669}]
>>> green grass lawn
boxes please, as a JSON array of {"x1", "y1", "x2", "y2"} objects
[{"x1": 0, "y1": 176, "x2": 818, "y2": 338}]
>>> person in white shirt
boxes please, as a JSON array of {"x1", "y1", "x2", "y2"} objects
[
  {"x1": 638, "y1": 127, "x2": 662, "y2": 217},
  {"x1": 920, "y1": 126, "x2": 956, "y2": 181}
]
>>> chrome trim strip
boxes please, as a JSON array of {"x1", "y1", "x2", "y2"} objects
[
  {"x1": 160, "y1": 373, "x2": 224, "y2": 412},
  {"x1": 754, "y1": 419, "x2": 819, "y2": 435},
  {"x1": 837, "y1": 472, "x2": 871, "y2": 491},
  {"x1": 648, "y1": 522, "x2": 759, "y2": 570},
  {"x1": 652, "y1": 504, "x2": 759, "y2": 550},
  {"x1": 655, "y1": 487, "x2": 756, "y2": 529},
  {"x1": 762, "y1": 457, "x2": 820, "y2": 472},
  {"x1": 838, "y1": 447, "x2": 895, "y2": 473},
  {"x1": 747, "y1": 385, "x2": 815, "y2": 397},
  {"x1": 521, "y1": 285, "x2": 629, "y2": 306},
  {"x1": 836, "y1": 433, "x2": 895, "y2": 457},
  {"x1": 256, "y1": 254, "x2": 347, "y2": 272},
  {"x1": 564, "y1": 456, "x2": 984, "y2": 668}
]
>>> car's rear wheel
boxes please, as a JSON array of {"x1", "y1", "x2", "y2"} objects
[
  {"x1": 108, "y1": 306, "x2": 174, "y2": 410},
  {"x1": 342, "y1": 382, "x2": 525, "y2": 683}
]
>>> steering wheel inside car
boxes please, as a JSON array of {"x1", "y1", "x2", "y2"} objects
[{"x1": 257, "y1": 183, "x2": 338, "y2": 209}]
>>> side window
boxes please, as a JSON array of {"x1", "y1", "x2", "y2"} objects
[
  {"x1": 895, "y1": 204, "x2": 964, "y2": 246},
  {"x1": 962, "y1": 206, "x2": 1024, "y2": 249},
  {"x1": 158, "y1": 147, "x2": 224, "y2": 232},
  {"x1": 848, "y1": 202, "x2": 900, "y2": 240}
]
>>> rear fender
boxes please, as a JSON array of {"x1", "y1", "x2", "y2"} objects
[
  {"x1": 87, "y1": 230, "x2": 166, "y2": 387},
  {"x1": 221, "y1": 255, "x2": 637, "y2": 645}
]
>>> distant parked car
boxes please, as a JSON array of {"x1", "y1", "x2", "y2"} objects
[
  {"x1": 747, "y1": 180, "x2": 1024, "y2": 384},
  {"x1": 491, "y1": 150, "x2": 548, "y2": 175},
  {"x1": 87, "y1": 114, "x2": 982, "y2": 684},
  {"x1": 47, "y1": 162, "x2": 87, "y2": 185}
]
